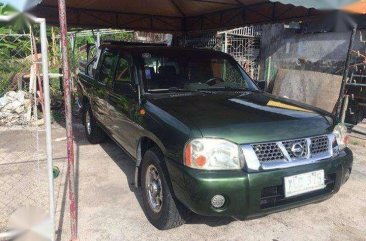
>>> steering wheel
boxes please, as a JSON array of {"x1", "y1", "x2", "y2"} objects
[{"x1": 205, "y1": 77, "x2": 225, "y2": 86}]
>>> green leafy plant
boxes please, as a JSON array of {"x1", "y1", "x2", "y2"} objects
[{"x1": 0, "y1": 4, "x2": 32, "y2": 96}]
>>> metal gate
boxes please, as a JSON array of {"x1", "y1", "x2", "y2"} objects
[{"x1": 179, "y1": 26, "x2": 262, "y2": 80}]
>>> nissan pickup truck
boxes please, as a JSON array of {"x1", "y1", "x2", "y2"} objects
[{"x1": 77, "y1": 42, "x2": 353, "y2": 230}]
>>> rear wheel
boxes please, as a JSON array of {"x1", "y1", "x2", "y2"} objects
[
  {"x1": 82, "y1": 104, "x2": 106, "y2": 144},
  {"x1": 141, "y1": 147, "x2": 189, "y2": 230}
]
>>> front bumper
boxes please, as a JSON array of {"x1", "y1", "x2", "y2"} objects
[{"x1": 165, "y1": 148, "x2": 353, "y2": 219}]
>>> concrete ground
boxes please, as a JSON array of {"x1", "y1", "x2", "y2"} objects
[{"x1": 1, "y1": 119, "x2": 366, "y2": 241}]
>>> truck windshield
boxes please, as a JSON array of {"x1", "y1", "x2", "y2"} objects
[{"x1": 140, "y1": 52, "x2": 258, "y2": 92}]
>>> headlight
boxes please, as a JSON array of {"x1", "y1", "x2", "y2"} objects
[
  {"x1": 184, "y1": 138, "x2": 245, "y2": 170},
  {"x1": 332, "y1": 123, "x2": 349, "y2": 151}
]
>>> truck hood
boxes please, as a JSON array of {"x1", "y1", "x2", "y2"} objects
[{"x1": 146, "y1": 91, "x2": 335, "y2": 144}]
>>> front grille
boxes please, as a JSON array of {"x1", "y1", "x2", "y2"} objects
[
  {"x1": 310, "y1": 136, "x2": 329, "y2": 155},
  {"x1": 251, "y1": 135, "x2": 330, "y2": 163},
  {"x1": 283, "y1": 139, "x2": 308, "y2": 159},
  {"x1": 252, "y1": 143, "x2": 285, "y2": 162}
]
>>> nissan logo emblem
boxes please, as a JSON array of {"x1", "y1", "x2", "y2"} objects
[{"x1": 291, "y1": 142, "x2": 305, "y2": 157}]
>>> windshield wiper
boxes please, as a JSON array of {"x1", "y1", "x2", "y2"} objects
[
  {"x1": 197, "y1": 86, "x2": 251, "y2": 91},
  {"x1": 149, "y1": 87, "x2": 198, "y2": 93},
  {"x1": 168, "y1": 87, "x2": 198, "y2": 92}
]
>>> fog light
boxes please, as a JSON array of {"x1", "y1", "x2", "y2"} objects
[{"x1": 211, "y1": 195, "x2": 225, "y2": 208}]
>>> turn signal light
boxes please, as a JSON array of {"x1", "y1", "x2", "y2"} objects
[
  {"x1": 184, "y1": 143, "x2": 192, "y2": 166},
  {"x1": 195, "y1": 155, "x2": 207, "y2": 167},
  {"x1": 139, "y1": 108, "x2": 146, "y2": 116}
]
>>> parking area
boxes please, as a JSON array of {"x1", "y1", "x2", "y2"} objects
[
  {"x1": 1, "y1": 1, "x2": 366, "y2": 240},
  {"x1": 1, "y1": 119, "x2": 365, "y2": 241}
]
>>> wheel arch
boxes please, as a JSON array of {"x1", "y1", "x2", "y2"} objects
[{"x1": 135, "y1": 136, "x2": 167, "y2": 188}]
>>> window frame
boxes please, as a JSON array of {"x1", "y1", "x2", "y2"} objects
[
  {"x1": 86, "y1": 57, "x2": 97, "y2": 77},
  {"x1": 96, "y1": 48, "x2": 118, "y2": 87},
  {"x1": 111, "y1": 52, "x2": 139, "y2": 97},
  {"x1": 138, "y1": 52, "x2": 258, "y2": 92},
  {"x1": 113, "y1": 54, "x2": 133, "y2": 85}
]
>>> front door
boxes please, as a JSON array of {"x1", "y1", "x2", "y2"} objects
[
  {"x1": 92, "y1": 49, "x2": 118, "y2": 133},
  {"x1": 108, "y1": 54, "x2": 142, "y2": 156}
]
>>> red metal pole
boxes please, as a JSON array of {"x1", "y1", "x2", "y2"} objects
[{"x1": 57, "y1": 0, "x2": 78, "y2": 240}]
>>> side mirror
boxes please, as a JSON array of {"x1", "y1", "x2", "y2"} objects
[{"x1": 256, "y1": 80, "x2": 266, "y2": 91}]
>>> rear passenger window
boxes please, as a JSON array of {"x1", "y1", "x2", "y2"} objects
[
  {"x1": 98, "y1": 51, "x2": 116, "y2": 86},
  {"x1": 113, "y1": 56, "x2": 134, "y2": 95},
  {"x1": 115, "y1": 57, "x2": 131, "y2": 82}
]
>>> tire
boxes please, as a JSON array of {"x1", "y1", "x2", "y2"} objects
[
  {"x1": 82, "y1": 103, "x2": 106, "y2": 144},
  {"x1": 141, "y1": 147, "x2": 189, "y2": 230}
]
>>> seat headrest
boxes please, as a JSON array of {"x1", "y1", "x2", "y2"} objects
[
  {"x1": 145, "y1": 66, "x2": 155, "y2": 73},
  {"x1": 145, "y1": 67, "x2": 155, "y2": 80}
]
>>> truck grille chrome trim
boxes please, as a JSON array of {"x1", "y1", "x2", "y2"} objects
[
  {"x1": 242, "y1": 134, "x2": 334, "y2": 171},
  {"x1": 251, "y1": 142, "x2": 285, "y2": 162},
  {"x1": 310, "y1": 135, "x2": 329, "y2": 155}
]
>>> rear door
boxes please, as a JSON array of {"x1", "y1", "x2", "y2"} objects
[
  {"x1": 92, "y1": 48, "x2": 118, "y2": 131},
  {"x1": 108, "y1": 53, "x2": 142, "y2": 156}
]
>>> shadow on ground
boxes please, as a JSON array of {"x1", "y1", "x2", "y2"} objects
[{"x1": 54, "y1": 108, "x2": 234, "y2": 241}]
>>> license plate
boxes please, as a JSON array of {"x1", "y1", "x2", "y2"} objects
[{"x1": 284, "y1": 170, "x2": 326, "y2": 198}]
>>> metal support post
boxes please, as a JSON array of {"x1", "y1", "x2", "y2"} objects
[
  {"x1": 40, "y1": 22, "x2": 55, "y2": 241},
  {"x1": 26, "y1": 15, "x2": 56, "y2": 241},
  {"x1": 341, "y1": 95, "x2": 350, "y2": 123},
  {"x1": 57, "y1": 0, "x2": 78, "y2": 240},
  {"x1": 224, "y1": 32, "x2": 228, "y2": 53}
]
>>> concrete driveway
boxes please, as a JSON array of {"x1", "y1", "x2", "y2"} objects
[{"x1": 2, "y1": 121, "x2": 366, "y2": 241}]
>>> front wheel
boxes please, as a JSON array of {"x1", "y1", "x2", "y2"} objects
[{"x1": 141, "y1": 148, "x2": 189, "y2": 230}]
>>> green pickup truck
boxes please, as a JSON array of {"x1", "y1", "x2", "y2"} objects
[{"x1": 77, "y1": 42, "x2": 353, "y2": 230}]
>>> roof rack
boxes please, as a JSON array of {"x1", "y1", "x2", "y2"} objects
[{"x1": 101, "y1": 40, "x2": 167, "y2": 47}]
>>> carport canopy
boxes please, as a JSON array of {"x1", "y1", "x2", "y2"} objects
[
  {"x1": 31, "y1": 0, "x2": 366, "y2": 33},
  {"x1": 32, "y1": 0, "x2": 326, "y2": 33}
]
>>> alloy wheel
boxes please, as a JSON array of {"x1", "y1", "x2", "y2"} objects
[{"x1": 145, "y1": 164, "x2": 163, "y2": 213}]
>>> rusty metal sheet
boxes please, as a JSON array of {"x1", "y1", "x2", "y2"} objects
[{"x1": 272, "y1": 69, "x2": 343, "y2": 113}]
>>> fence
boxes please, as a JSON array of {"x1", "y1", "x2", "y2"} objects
[
  {"x1": 0, "y1": 33, "x2": 32, "y2": 96},
  {"x1": 179, "y1": 32, "x2": 223, "y2": 51},
  {"x1": 178, "y1": 26, "x2": 262, "y2": 80},
  {"x1": 225, "y1": 36, "x2": 261, "y2": 80},
  {"x1": 0, "y1": 17, "x2": 54, "y2": 241}
]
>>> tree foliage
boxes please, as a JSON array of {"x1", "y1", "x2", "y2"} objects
[{"x1": 0, "y1": 5, "x2": 32, "y2": 95}]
